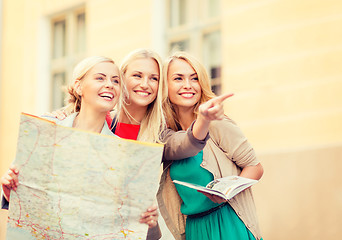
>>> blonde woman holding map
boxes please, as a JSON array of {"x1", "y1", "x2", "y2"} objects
[
  {"x1": 35, "y1": 49, "x2": 167, "y2": 237},
  {"x1": 0, "y1": 56, "x2": 161, "y2": 239}
]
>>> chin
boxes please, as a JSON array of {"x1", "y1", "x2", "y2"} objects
[{"x1": 132, "y1": 99, "x2": 154, "y2": 107}]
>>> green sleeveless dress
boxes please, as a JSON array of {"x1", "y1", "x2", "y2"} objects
[{"x1": 170, "y1": 151, "x2": 258, "y2": 240}]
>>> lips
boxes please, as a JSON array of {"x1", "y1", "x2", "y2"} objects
[
  {"x1": 99, "y1": 92, "x2": 114, "y2": 100},
  {"x1": 179, "y1": 92, "x2": 195, "y2": 98},
  {"x1": 134, "y1": 90, "x2": 150, "y2": 97}
]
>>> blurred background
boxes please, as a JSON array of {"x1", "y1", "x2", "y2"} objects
[{"x1": 1, "y1": 0, "x2": 342, "y2": 239}]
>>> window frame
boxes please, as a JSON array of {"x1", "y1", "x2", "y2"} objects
[
  {"x1": 49, "y1": 7, "x2": 86, "y2": 110},
  {"x1": 165, "y1": 0, "x2": 222, "y2": 94}
]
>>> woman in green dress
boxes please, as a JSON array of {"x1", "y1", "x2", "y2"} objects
[{"x1": 157, "y1": 52, "x2": 264, "y2": 240}]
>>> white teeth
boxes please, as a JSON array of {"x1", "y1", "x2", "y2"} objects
[
  {"x1": 181, "y1": 93, "x2": 194, "y2": 98},
  {"x1": 136, "y1": 92, "x2": 149, "y2": 96},
  {"x1": 100, "y1": 93, "x2": 114, "y2": 99}
]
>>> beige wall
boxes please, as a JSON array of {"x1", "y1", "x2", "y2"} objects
[
  {"x1": 1, "y1": 0, "x2": 342, "y2": 239},
  {"x1": 221, "y1": 0, "x2": 342, "y2": 239}
]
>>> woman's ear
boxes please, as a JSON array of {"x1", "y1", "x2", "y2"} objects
[{"x1": 74, "y1": 80, "x2": 82, "y2": 96}]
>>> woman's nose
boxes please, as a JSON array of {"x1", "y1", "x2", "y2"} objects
[
  {"x1": 140, "y1": 76, "x2": 149, "y2": 88},
  {"x1": 105, "y1": 78, "x2": 114, "y2": 88},
  {"x1": 183, "y1": 79, "x2": 192, "y2": 89}
]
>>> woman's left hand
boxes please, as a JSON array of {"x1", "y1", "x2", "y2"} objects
[
  {"x1": 139, "y1": 205, "x2": 159, "y2": 228},
  {"x1": 198, "y1": 190, "x2": 227, "y2": 204}
]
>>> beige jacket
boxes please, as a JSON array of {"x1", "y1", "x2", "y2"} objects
[{"x1": 157, "y1": 118, "x2": 262, "y2": 240}]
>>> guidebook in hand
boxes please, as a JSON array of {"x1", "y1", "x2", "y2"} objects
[{"x1": 173, "y1": 176, "x2": 258, "y2": 200}]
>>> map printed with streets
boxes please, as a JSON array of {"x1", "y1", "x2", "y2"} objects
[{"x1": 6, "y1": 113, "x2": 163, "y2": 240}]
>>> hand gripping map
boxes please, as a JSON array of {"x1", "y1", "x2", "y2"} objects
[{"x1": 6, "y1": 113, "x2": 164, "y2": 240}]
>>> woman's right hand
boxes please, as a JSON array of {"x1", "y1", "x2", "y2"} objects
[{"x1": 1, "y1": 165, "x2": 19, "y2": 201}]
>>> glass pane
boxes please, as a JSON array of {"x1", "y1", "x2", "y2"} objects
[
  {"x1": 170, "y1": 39, "x2": 189, "y2": 53},
  {"x1": 179, "y1": 0, "x2": 186, "y2": 25},
  {"x1": 76, "y1": 13, "x2": 86, "y2": 53},
  {"x1": 52, "y1": 20, "x2": 66, "y2": 59},
  {"x1": 203, "y1": 31, "x2": 221, "y2": 94},
  {"x1": 208, "y1": 0, "x2": 220, "y2": 18},
  {"x1": 211, "y1": 84, "x2": 221, "y2": 95},
  {"x1": 169, "y1": 0, "x2": 187, "y2": 27},
  {"x1": 52, "y1": 72, "x2": 66, "y2": 110}
]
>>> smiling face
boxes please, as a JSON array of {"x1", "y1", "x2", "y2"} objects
[
  {"x1": 167, "y1": 58, "x2": 202, "y2": 112},
  {"x1": 123, "y1": 58, "x2": 160, "y2": 110},
  {"x1": 76, "y1": 61, "x2": 120, "y2": 113}
]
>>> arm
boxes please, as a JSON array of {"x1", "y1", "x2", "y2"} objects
[
  {"x1": 200, "y1": 118, "x2": 264, "y2": 203},
  {"x1": 161, "y1": 124, "x2": 208, "y2": 161},
  {"x1": 162, "y1": 93, "x2": 233, "y2": 161},
  {"x1": 239, "y1": 163, "x2": 264, "y2": 180},
  {"x1": 210, "y1": 118, "x2": 261, "y2": 170}
]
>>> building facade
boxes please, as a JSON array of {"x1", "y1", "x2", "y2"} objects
[{"x1": 1, "y1": 0, "x2": 342, "y2": 239}]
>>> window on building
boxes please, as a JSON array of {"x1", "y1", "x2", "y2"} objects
[
  {"x1": 203, "y1": 30, "x2": 221, "y2": 94},
  {"x1": 165, "y1": 0, "x2": 222, "y2": 94},
  {"x1": 169, "y1": 0, "x2": 187, "y2": 28},
  {"x1": 170, "y1": 39, "x2": 189, "y2": 52},
  {"x1": 50, "y1": 8, "x2": 86, "y2": 110},
  {"x1": 52, "y1": 20, "x2": 66, "y2": 59}
]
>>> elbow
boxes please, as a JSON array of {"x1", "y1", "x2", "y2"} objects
[{"x1": 256, "y1": 163, "x2": 264, "y2": 180}]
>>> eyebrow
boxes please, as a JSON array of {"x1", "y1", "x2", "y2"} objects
[
  {"x1": 133, "y1": 71, "x2": 159, "y2": 77},
  {"x1": 173, "y1": 73, "x2": 197, "y2": 77},
  {"x1": 95, "y1": 73, "x2": 119, "y2": 78},
  {"x1": 94, "y1": 73, "x2": 106, "y2": 77}
]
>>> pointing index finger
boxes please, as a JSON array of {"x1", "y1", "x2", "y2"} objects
[{"x1": 214, "y1": 93, "x2": 234, "y2": 104}]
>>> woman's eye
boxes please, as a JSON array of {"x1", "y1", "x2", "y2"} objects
[
  {"x1": 112, "y1": 79, "x2": 119, "y2": 84},
  {"x1": 192, "y1": 77, "x2": 198, "y2": 81},
  {"x1": 174, "y1": 77, "x2": 182, "y2": 81},
  {"x1": 133, "y1": 74, "x2": 141, "y2": 78},
  {"x1": 151, "y1": 77, "x2": 159, "y2": 81},
  {"x1": 96, "y1": 77, "x2": 104, "y2": 81}
]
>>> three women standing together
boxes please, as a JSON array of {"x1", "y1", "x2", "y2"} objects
[{"x1": 1, "y1": 49, "x2": 263, "y2": 240}]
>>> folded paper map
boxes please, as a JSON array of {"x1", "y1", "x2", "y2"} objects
[{"x1": 6, "y1": 113, "x2": 163, "y2": 240}]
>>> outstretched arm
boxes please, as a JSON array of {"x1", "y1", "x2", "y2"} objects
[{"x1": 162, "y1": 93, "x2": 234, "y2": 161}]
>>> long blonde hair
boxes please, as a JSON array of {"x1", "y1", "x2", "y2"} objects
[
  {"x1": 162, "y1": 51, "x2": 217, "y2": 131},
  {"x1": 116, "y1": 48, "x2": 166, "y2": 143},
  {"x1": 65, "y1": 56, "x2": 116, "y2": 113}
]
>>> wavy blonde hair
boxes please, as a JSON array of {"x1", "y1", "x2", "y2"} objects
[
  {"x1": 116, "y1": 48, "x2": 166, "y2": 143},
  {"x1": 162, "y1": 51, "x2": 217, "y2": 131},
  {"x1": 64, "y1": 56, "x2": 116, "y2": 113}
]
